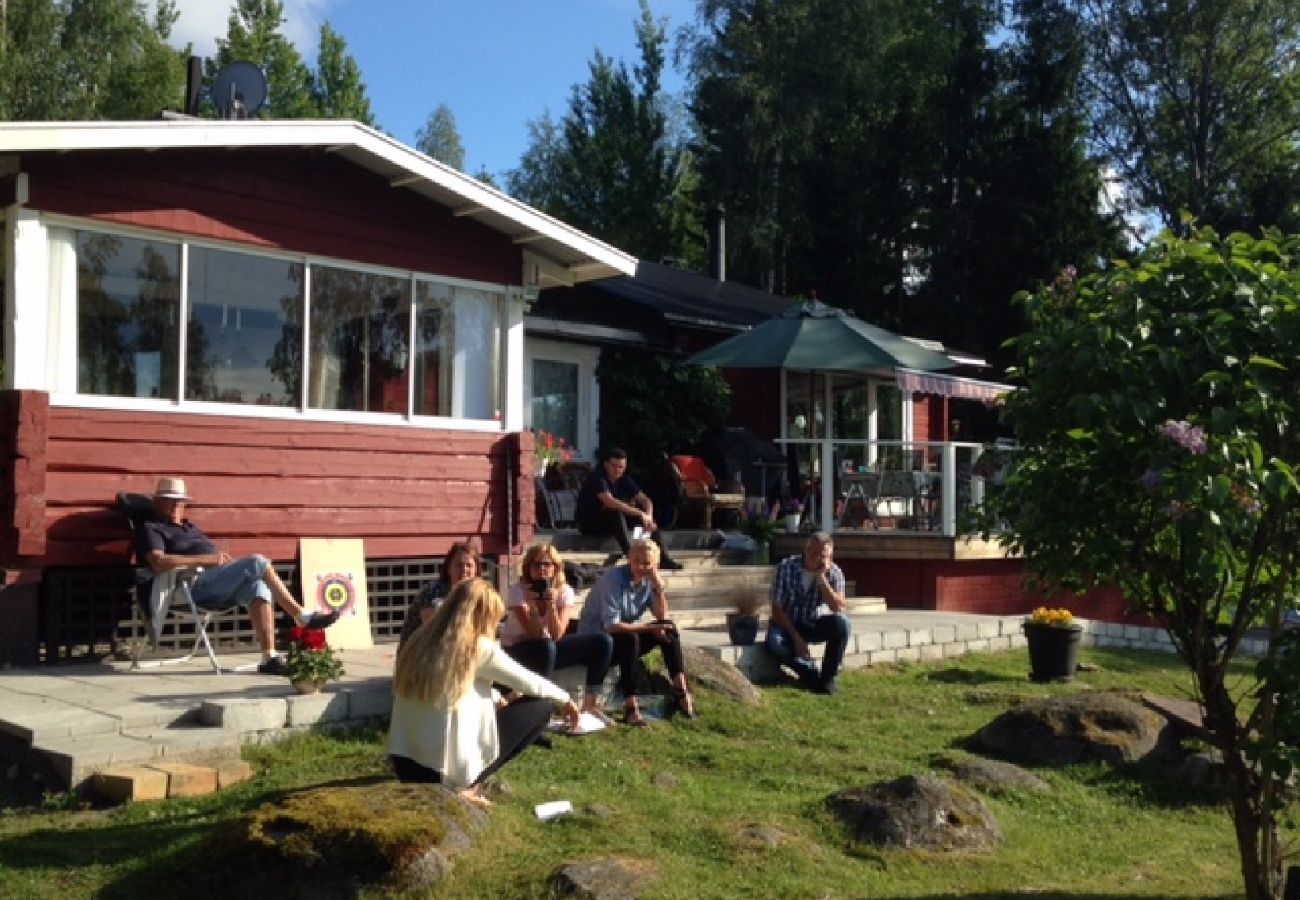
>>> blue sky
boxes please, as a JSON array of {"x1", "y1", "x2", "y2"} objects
[{"x1": 163, "y1": 0, "x2": 698, "y2": 180}]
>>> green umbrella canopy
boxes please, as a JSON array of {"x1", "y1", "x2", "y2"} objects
[{"x1": 686, "y1": 300, "x2": 958, "y2": 374}]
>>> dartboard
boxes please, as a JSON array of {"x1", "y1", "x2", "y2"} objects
[{"x1": 316, "y1": 573, "x2": 356, "y2": 615}]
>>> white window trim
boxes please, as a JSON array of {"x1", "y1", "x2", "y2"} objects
[
  {"x1": 524, "y1": 337, "x2": 600, "y2": 462},
  {"x1": 28, "y1": 214, "x2": 518, "y2": 432}
]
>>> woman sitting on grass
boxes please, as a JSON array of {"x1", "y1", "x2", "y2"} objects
[
  {"x1": 397, "y1": 541, "x2": 480, "y2": 651},
  {"x1": 500, "y1": 543, "x2": 615, "y2": 725},
  {"x1": 389, "y1": 578, "x2": 581, "y2": 809}
]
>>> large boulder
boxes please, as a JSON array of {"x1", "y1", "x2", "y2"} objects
[
  {"x1": 932, "y1": 753, "x2": 1051, "y2": 796},
  {"x1": 827, "y1": 775, "x2": 1003, "y2": 852},
  {"x1": 552, "y1": 856, "x2": 659, "y2": 899},
  {"x1": 681, "y1": 646, "x2": 764, "y2": 706},
  {"x1": 975, "y1": 693, "x2": 1165, "y2": 767},
  {"x1": 200, "y1": 781, "x2": 487, "y2": 897}
]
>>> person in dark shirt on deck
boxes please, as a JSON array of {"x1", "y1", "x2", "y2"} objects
[
  {"x1": 140, "y1": 477, "x2": 338, "y2": 676},
  {"x1": 575, "y1": 447, "x2": 682, "y2": 569}
]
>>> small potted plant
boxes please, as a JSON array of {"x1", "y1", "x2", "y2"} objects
[
  {"x1": 779, "y1": 496, "x2": 804, "y2": 533},
  {"x1": 283, "y1": 625, "x2": 346, "y2": 693},
  {"x1": 738, "y1": 510, "x2": 780, "y2": 565},
  {"x1": 1022, "y1": 606, "x2": 1083, "y2": 682},
  {"x1": 533, "y1": 429, "x2": 574, "y2": 477},
  {"x1": 726, "y1": 587, "x2": 765, "y2": 646}
]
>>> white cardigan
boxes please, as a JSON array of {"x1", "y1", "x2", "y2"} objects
[{"x1": 388, "y1": 636, "x2": 571, "y2": 789}]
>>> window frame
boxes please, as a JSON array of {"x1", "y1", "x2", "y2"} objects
[
  {"x1": 524, "y1": 337, "x2": 599, "y2": 461},
  {"x1": 43, "y1": 215, "x2": 511, "y2": 431}
]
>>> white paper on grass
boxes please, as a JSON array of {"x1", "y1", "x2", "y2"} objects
[
  {"x1": 535, "y1": 800, "x2": 573, "y2": 821},
  {"x1": 548, "y1": 711, "x2": 610, "y2": 734}
]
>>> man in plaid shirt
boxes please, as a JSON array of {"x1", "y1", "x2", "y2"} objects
[{"x1": 765, "y1": 531, "x2": 850, "y2": 694}]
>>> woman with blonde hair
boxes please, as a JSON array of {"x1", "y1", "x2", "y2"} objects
[
  {"x1": 501, "y1": 543, "x2": 614, "y2": 723},
  {"x1": 389, "y1": 577, "x2": 581, "y2": 808}
]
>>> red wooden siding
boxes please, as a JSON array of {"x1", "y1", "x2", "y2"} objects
[
  {"x1": 0, "y1": 394, "x2": 536, "y2": 568},
  {"x1": 840, "y1": 557, "x2": 1156, "y2": 626},
  {"x1": 23, "y1": 149, "x2": 521, "y2": 285}
]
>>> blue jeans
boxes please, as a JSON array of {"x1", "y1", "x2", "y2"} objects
[
  {"x1": 189, "y1": 554, "x2": 273, "y2": 610},
  {"x1": 765, "y1": 613, "x2": 851, "y2": 686}
]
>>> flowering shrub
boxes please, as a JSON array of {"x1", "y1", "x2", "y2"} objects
[
  {"x1": 739, "y1": 510, "x2": 780, "y2": 544},
  {"x1": 534, "y1": 429, "x2": 574, "y2": 468},
  {"x1": 1026, "y1": 607, "x2": 1076, "y2": 628},
  {"x1": 284, "y1": 626, "x2": 345, "y2": 684},
  {"x1": 1159, "y1": 419, "x2": 1207, "y2": 454}
]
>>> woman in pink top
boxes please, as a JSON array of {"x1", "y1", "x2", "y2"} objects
[{"x1": 500, "y1": 544, "x2": 614, "y2": 723}]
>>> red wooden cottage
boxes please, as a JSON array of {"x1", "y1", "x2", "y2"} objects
[{"x1": 0, "y1": 119, "x2": 635, "y2": 665}]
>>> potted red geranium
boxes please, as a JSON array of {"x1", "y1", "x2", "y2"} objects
[{"x1": 283, "y1": 625, "x2": 345, "y2": 693}]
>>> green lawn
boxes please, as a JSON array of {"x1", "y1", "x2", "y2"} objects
[{"x1": 0, "y1": 646, "x2": 1264, "y2": 899}]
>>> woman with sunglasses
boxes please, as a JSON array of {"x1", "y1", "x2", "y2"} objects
[
  {"x1": 499, "y1": 544, "x2": 615, "y2": 724},
  {"x1": 399, "y1": 541, "x2": 481, "y2": 651}
]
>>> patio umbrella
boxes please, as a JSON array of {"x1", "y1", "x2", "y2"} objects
[{"x1": 685, "y1": 300, "x2": 958, "y2": 375}]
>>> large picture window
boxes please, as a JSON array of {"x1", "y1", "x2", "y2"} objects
[
  {"x1": 187, "y1": 247, "x2": 302, "y2": 406},
  {"x1": 76, "y1": 232, "x2": 181, "y2": 399},
  {"x1": 65, "y1": 225, "x2": 505, "y2": 425},
  {"x1": 309, "y1": 266, "x2": 409, "y2": 413}
]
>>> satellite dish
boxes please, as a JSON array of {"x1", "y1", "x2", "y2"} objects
[{"x1": 211, "y1": 62, "x2": 268, "y2": 119}]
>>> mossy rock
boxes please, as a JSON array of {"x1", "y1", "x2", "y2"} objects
[
  {"x1": 828, "y1": 775, "x2": 1003, "y2": 852},
  {"x1": 200, "y1": 781, "x2": 487, "y2": 898}
]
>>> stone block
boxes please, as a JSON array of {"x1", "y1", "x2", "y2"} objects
[
  {"x1": 906, "y1": 628, "x2": 932, "y2": 647},
  {"x1": 345, "y1": 685, "x2": 394, "y2": 720},
  {"x1": 919, "y1": 644, "x2": 945, "y2": 661},
  {"x1": 931, "y1": 625, "x2": 957, "y2": 643},
  {"x1": 94, "y1": 766, "x2": 169, "y2": 803},
  {"x1": 200, "y1": 698, "x2": 288, "y2": 732},
  {"x1": 954, "y1": 623, "x2": 978, "y2": 641},
  {"x1": 146, "y1": 761, "x2": 219, "y2": 798},
  {"x1": 867, "y1": 649, "x2": 897, "y2": 665},
  {"x1": 943, "y1": 642, "x2": 969, "y2": 658},
  {"x1": 881, "y1": 630, "x2": 907, "y2": 650},
  {"x1": 988, "y1": 636, "x2": 1011, "y2": 651},
  {"x1": 895, "y1": 647, "x2": 920, "y2": 662},
  {"x1": 214, "y1": 757, "x2": 254, "y2": 788},
  {"x1": 855, "y1": 631, "x2": 883, "y2": 652},
  {"x1": 976, "y1": 622, "x2": 1001, "y2": 639},
  {"x1": 286, "y1": 691, "x2": 350, "y2": 727},
  {"x1": 1009, "y1": 634, "x2": 1027, "y2": 648},
  {"x1": 966, "y1": 638, "x2": 989, "y2": 652}
]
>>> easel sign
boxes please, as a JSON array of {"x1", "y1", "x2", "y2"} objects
[{"x1": 299, "y1": 538, "x2": 373, "y2": 650}]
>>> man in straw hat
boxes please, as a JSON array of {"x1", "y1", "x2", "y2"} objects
[{"x1": 140, "y1": 476, "x2": 339, "y2": 676}]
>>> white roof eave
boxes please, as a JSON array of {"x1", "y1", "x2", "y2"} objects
[{"x1": 0, "y1": 119, "x2": 636, "y2": 284}]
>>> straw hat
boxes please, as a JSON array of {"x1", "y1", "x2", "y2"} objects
[{"x1": 153, "y1": 477, "x2": 191, "y2": 501}]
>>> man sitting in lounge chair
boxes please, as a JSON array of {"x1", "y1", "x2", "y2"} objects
[{"x1": 139, "y1": 477, "x2": 339, "y2": 675}]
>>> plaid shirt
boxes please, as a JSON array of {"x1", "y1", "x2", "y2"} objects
[{"x1": 770, "y1": 554, "x2": 845, "y2": 628}]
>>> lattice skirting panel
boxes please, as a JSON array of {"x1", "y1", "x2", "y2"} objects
[{"x1": 40, "y1": 555, "x2": 496, "y2": 663}]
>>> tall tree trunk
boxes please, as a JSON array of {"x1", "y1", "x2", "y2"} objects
[{"x1": 1200, "y1": 664, "x2": 1283, "y2": 899}]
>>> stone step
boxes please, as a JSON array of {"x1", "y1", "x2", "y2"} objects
[
  {"x1": 699, "y1": 615, "x2": 1028, "y2": 680},
  {"x1": 670, "y1": 596, "x2": 886, "y2": 628}
]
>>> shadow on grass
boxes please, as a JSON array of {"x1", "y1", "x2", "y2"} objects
[
  {"x1": 876, "y1": 894, "x2": 1241, "y2": 900},
  {"x1": 924, "y1": 666, "x2": 1025, "y2": 685}
]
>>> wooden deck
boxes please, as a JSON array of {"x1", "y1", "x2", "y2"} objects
[{"x1": 772, "y1": 530, "x2": 1015, "y2": 562}]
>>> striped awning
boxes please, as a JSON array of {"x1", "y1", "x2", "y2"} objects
[{"x1": 894, "y1": 367, "x2": 1014, "y2": 402}]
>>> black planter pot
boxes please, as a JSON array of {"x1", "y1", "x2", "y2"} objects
[
  {"x1": 1023, "y1": 622, "x2": 1082, "y2": 682},
  {"x1": 726, "y1": 613, "x2": 760, "y2": 646}
]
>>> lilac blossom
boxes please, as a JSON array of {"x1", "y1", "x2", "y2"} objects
[{"x1": 1160, "y1": 420, "x2": 1207, "y2": 455}]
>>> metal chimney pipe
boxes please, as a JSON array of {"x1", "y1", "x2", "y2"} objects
[
  {"x1": 707, "y1": 205, "x2": 726, "y2": 282},
  {"x1": 185, "y1": 56, "x2": 203, "y2": 116}
]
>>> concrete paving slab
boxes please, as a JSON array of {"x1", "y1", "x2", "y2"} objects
[
  {"x1": 0, "y1": 706, "x2": 123, "y2": 742},
  {"x1": 1, "y1": 611, "x2": 1045, "y2": 791}
]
